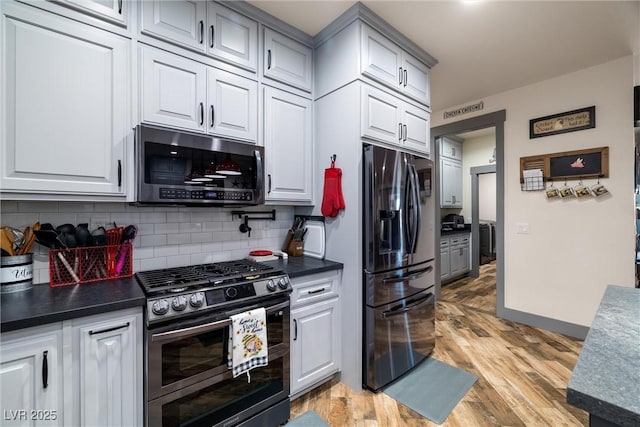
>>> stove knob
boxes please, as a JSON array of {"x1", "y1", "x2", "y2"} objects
[
  {"x1": 266, "y1": 280, "x2": 276, "y2": 292},
  {"x1": 277, "y1": 277, "x2": 289, "y2": 290},
  {"x1": 172, "y1": 295, "x2": 188, "y2": 311},
  {"x1": 225, "y1": 287, "x2": 238, "y2": 298},
  {"x1": 152, "y1": 299, "x2": 170, "y2": 316},
  {"x1": 189, "y1": 292, "x2": 205, "y2": 308}
]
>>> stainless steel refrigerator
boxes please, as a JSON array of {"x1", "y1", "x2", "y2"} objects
[{"x1": 362, "y1": 144, "x2": 436, "y2": 391}]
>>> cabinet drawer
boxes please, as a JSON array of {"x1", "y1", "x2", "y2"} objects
[
  {"x1": 449, "y1": 237, "x2": 460, "y2": 246},
  {"x1": 290, "y1": 271, "x2": 340, "y2": 307},
  {"x1": 440, "y1": 238, "x2": 449, "y2": 248}
]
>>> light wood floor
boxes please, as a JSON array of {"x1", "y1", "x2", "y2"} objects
[{"x1": 290, "y1": 262, "x2": 587, "y2": 426}]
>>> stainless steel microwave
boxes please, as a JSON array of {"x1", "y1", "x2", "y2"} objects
[{"x1": 134, "y1": 124, "x2": 264, "y2": 206}]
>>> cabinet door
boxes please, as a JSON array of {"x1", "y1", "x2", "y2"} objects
[
  {"x1": 141, "y1": 45, "x2": 207, "y2": 132},
  {"x1": 1, "y1": 4, "x2": 128, "y2": 196},
  {"x1": 361, "y1": 86, "x2": 402, "y2": 144},
  {"x1": 440, "y1": 159, "x2": 462, "y2": 208},
  {"x1": 263, "y1": 87, "x2": 313, "y2": 202},
  {"x1": 207, "y1": 2, "x2": 257, "y2": 72},
  {"x1": 402, "y1": 103, "x2": 430, "y2": 154},
  {"x1": 291, "y1": 297, "x2": 340, "y2": 395},
  {"x1": 440, "y1": 247, "x2": 450, "y2": 281},
  {"x1": 263, "y1": 27, "x2": 313, "y2": 92},
  {"x1": 59, "y1": 0, "x2": 128, "y2": 27},
  {"x1": 361, "y1": 25, "x2": 402, "y2": 90},
  {"x1": 0, "y1": 329, "x2": 63, "y2": 426},
  {"x1": 141, "y1": 0, "x2": 206, "y2": 52},
  {"x1": 441, "y1": 136, "x2": 463, "y2": 161},
  {"x1": 207, "y1": 68, "x2": 257, "y2": 142},
  {"x1": 402, "y1": 54, "x2": 430, "y2": 105},
  {"x1": 74, "y1": 311, "x2": 142, "y2": 427}
]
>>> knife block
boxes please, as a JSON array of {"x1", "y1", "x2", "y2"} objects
[{"x1": 286, "y1": 240, "x2": 304, "y2": 257}]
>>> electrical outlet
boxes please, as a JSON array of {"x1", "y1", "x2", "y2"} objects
[{"x1": 516, "y1": 223, "x2": 529, "y2": 234}]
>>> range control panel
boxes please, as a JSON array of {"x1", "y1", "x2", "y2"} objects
[{"x1": 159, "y1": 188, "x2": 253, "y2": 201}]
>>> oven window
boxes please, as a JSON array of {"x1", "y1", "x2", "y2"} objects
[
  {"x1": 160, "y1": 310, "x2": 285, "y2": 386},
  {"x1": 162, "y1": 356, "x2": 285, "y2": 427}
]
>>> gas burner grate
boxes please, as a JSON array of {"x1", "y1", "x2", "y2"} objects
[{"x1": 135, "y1": 259, "x2": 277, "y2": 295}]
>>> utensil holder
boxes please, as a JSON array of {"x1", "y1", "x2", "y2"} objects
[
  {"x1": 48, "y1": 243, "x2": 133, "y2": 287},
  {"x1": 1, "y1": 253, "x2": 33, "y2": 293},
  {"x1": 287, "y1": 240, "x2": 304, "y2": 257}
]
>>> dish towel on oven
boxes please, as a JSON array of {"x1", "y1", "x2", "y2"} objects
[{"x1": 227, "y1": 307, "x2": 268, "y2": 380}]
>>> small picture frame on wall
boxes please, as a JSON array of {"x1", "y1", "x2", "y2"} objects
[{"x1": 529, "y1": 106, "x2": 596, "y2": 139}]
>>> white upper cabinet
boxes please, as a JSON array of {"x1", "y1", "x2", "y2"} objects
[
  {"x1": 207, "y1": 67, "x2": 257, "y2": 142},
  {"x1": 141, "y1": 45, "x2": 257, "y2": 143},
  {"x1": 55, "y1": 0, "x2": 129, "y2": 27},
  {"x1": 141, "y1": 1, "x2": 258, "y2": 71},
  {"x1": 141, "y1": 0, "x2": 207, "y2": 52},
  {"x1": 141, "y1": 45, "x2": 207, "y2": 132},
  {"x1": 441, "y1": 136, "x2": 463, "y2": 161},
  {"x1": 361, "y1": 86, "x2": 430, "y2": 155},
  {"x1": 207, "y1": 2, "x2": 257, "y2": 72},
  {"x1": 361, "y1": 25, "x2": 430, "y2": 106},
  {"x1": 1, "y1": 3, "x2": 129, "y2": 197},
  {"x1": 263, "y1": 27, "x2": 313, "y2": 92},
  {"x1": 263, "y1": 87, "x2": 313, "y2": 202}
]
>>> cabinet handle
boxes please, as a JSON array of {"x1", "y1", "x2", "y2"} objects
[
  {"x1": 117, "y1": 160, "x2": 122, "y2": 188},
  {"x1": 199, "y1": 20, "x2": 204, "y2": 44},
  {"x1": 268, "y1": 174, "x2": 272, "y2": 194},
  {"x1": 42, "y1": 351, "x2": 48, "y2": 389},
  {"x1": 199, "y1": 102, "x2": 204, "y2": 126},
  {"x1": 117, "y1": 0, "x2": 122, "y2": 14},
  {"x1": 403, "y1": 69, "x2": 408, "y2": 87},
  {"x1": 210, "y1": 105, "x2": 214, "y2": 128},
  {"x1": 307, "y1": 288, "x2": 326, "y2": 295},
  {"x1": 293, "y1": 319, "x2": 298, "y2": 341},
  {"x1": 398, "y1": 67, "x2": 403, "y2": 85},
  {"x1": 403, "y1": 124, "x2": 407, "y2": 141},
  {"x1": 267, "y1": 49, "x2": 272, "y2": 69},
  {"x1": 89, "y1": 322, "x2": 130, "y2": 336},
  {"x1": 210, "y1": 25, "x2": 214, "y2": 48},
  {"x1": 398, "y1": 123, "x2": 403, "y2": 141}
]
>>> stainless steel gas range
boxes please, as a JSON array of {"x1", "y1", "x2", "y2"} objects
[{"x1": 135, "y1": 259, "x2": 291, "y2": 427}]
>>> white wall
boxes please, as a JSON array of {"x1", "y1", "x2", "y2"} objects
[
  {"x1": 0, "y1": 201, "x2": 294, "y2": 284},
  {"x1": 433, "y1": 56, "x2": 636, "y2": 327},
  {"x1": 460, "y1": 132, "x2": 495, "y2": 221}
]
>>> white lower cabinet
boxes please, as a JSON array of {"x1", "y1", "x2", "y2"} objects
[
  {"x1": 263, "y1": 86, "x2": 313, "y2": 203},
  {"x1": 290, "y1": 270, "x2": 341, "y2": 397},
  {"x1": 0, "y1": 308, "x2": 142, "y2": 427},
  {"x1": 0, "y1": 324, "x2": 63, "y2": 427},
  {"x1": 67, "y1": 308, "x2": 143, "y2": 427},
  {"x1": 440, "y1": 233, "x2": 470, "y2": 283}
]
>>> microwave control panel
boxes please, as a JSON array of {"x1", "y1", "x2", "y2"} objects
[{"x1": 159, "y1": 188, "x2": 253, "y2": 201}]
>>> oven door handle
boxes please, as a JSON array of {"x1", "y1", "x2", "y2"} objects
[{"x1": 151, "y1": 300, "x2": 289, "y2": 343}]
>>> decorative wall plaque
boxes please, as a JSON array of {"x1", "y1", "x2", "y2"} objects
[{"x1": 529, "y1": 106, "x2": 595, "y2": 139}]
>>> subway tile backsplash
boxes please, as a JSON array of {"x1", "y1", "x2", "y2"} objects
[{"x1": 0, "y1": 201, "x2": 294, "y2": 284}]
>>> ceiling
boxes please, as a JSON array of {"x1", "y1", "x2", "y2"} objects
[{"x1": 248, "y1": 1, "x2": 640, "y2": 112}]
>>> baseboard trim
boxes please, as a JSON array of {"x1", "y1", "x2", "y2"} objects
[{"x1": 498, "y1": 306, "x2": 589, "y2": 340}]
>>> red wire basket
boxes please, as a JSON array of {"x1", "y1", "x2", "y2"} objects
[{"x1": 48, "y1": 230, "x2": 133, "y2": 287}]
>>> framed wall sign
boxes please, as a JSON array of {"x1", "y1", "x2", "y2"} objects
[{"x1": 529, "y1": 106, "x2": 596, "y2": 139}]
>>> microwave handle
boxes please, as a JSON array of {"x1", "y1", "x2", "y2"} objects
[{"x1": 255, "y1": 150, "x2": 264, "y2": 196}]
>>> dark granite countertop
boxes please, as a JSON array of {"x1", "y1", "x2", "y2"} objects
[
  {"x1": 440, "y1": 229, "x2": 471, "y2": 237},
  {"x1": 567, "y1": 285, "x2": 640, "y2": 426},
  {"x1": 1, "y1": 277, "x2": 146, "y2": 333},
  {"x1": 261, "y1": 256, "x2": 343, "y2": 278}
]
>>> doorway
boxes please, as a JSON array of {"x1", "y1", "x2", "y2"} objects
[{"x1": 431, "y1": 110, "x2": 506, "y2": 317}]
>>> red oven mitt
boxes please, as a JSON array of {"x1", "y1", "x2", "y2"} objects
[{"x1": 321, "y1": 161, "x2": 346, "y2": 217}]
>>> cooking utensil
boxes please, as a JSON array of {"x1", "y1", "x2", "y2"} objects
[
  {"x1": 75, "y1": 224, "x2": 91, "y2": 247},
  {"x1": 1, "y1": 228, "x2": 15, "y2": 256},
  {"x1": 17, "y1": 226, "x2": 32, "y2": 255},
  {"x1": 34, "y1": 229, "x2": 63, "y2": 249},
  {"x1": 90, "y1": 227, "x2": 108, "y2": 246},
  {"x1": 115, "y1": 225, "x2": 137, "y2": 276}
]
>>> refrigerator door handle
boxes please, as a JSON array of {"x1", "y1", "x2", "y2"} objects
[
  {"x1": 405, "y1": 163, "x2": 421, "y2": 254},
  {"x1": 382, "y1": 293, "x2": 433, "y2": 318},
  {"x1": 382, "y1": 265, "x2": 433, "y2": 283}
]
